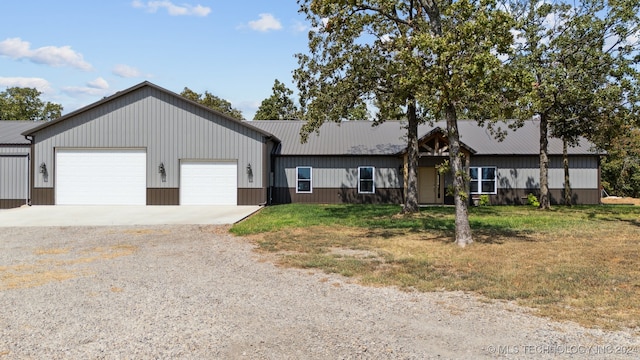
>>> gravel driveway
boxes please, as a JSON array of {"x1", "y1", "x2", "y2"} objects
[{"x1": 1, "y1": 225, "x2": 638, "y2": 359}]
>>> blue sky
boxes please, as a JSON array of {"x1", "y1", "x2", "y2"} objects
[{"x1": 0, "y1": 1, "x2": 311, "y2": 119}]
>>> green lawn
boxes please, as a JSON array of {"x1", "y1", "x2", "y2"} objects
[
  {"x1": 232, "y1": 203, "x2": 640, "y2": 235},
  {"x1": 231, "y1": 204, "x2": 640, "y2": 331}
]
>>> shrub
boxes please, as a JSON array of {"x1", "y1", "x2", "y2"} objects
[
  {"x1": 479, "y1": 194, "x2": 490, "y2": 206},
  {"x1": 527, "y1": 193, "x2": 540, "y2": 207}
]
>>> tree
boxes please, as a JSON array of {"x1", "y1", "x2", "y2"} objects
[
  {"x1": 254, "y1": 79, "x2": 301, "y2": 120},
  {"x1": 509, "y1": 0, "x2": 640, "y2": 208},
  {"x1": 180, "y1": 87, "x2": 244, "y2": 120},
  {"x1": 0, "y1": 87, "x2": 62, "y2": 121},
  {"x1": 295, "y1": 0, "x2": 518, "y2": 246},
  {"x1": 601, "y1": 127, "x2": 640, "y2": 198}
]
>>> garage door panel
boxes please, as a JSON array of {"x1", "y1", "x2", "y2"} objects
[
  {"x1": 180, "y1": 161, "x2": 237, "y2": 205},
  {"x1": 56, "y1": 149, "x2": 146, "y2": 205}
]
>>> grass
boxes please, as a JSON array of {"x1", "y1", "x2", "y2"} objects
[
  {"x1": 0, "y1": 244, "x2": 137, "y2": 290},
  {"x1": 231, "y1": 204, "x2": 640, "y2": 331}
]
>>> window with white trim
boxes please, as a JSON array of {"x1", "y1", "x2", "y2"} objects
[
  {"x1": 358, "y1": 166, "x2": 375, "y2": 194},
  {"x1": 296, "y1": 166, "x2": 312, "y2": 193},
  {"x1": 470, "y1": 167, "x2": 497, "y2": 194}
]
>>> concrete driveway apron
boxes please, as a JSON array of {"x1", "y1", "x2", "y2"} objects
[{"x1": 0, "y1": 205, "x2": 261, "y2": 227}]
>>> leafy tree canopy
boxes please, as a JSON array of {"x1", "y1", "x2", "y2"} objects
[
  {"x1": 295, "y1": 0, "x2": 520, "y2": 246},
  {"x1": 508, "y1": 0, "x2": 640, "y2": 207},
  {"x1": 180, "y1": 87, "x2": 244, "y2": 120},
  {"x1": 254, "y1": 79, "x2": 301, "y2": 120},
  {"x1": 0, "y1": 87, "x2": 63, "y2": 121}
]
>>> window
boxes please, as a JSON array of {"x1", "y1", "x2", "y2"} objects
[
  {"x1": 296, "y1": 166, "x2": 312, "y2": 193},
  {"x1": 358, "y1": 166, "x2": 375, "y2": 194},
  {"x1": 470, "y1": 167, "x2": 497, "y2": 194}
]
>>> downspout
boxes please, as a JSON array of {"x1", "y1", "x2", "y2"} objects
[
  {"x1": 24, "y1": 135, "x2": 34, "y2": 206},
  {"x1": 269, "y1": 141, "x2": 282, "y2": 205}
]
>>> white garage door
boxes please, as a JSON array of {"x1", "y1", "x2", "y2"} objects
[
  {"x1": 56, "y1": 149, "x2": 146, "y2": 205},
  {"x1": 180, "y1": 161, "x2": 237, "y2": 205}
]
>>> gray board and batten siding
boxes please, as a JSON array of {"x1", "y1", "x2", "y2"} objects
[
  {"x1": 271, "y1": 155, "x2": 404, "y2": 204},
  {"x1": 249, "y1": 120, "x2": 602, "y2": 205},
  {"x1": 0, "y1": 121, "x2": 42, "y2": 209},
  {"x1": 0, "y1": 149, "x2": 29, "y2": 208},
  {"x1": 23, "y1": 82, "x2": 277, "y2": 206}
]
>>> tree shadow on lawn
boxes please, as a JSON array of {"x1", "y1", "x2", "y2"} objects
[
  {"x1": 364, "y1": 223, "x2": 537, "y2": 245},
  {"x1": 584, "y1": 206, "x2": 640, "y2": 227},
  {"x1": 599, "y1": 216, "x2": 640, "y2": 228},
  {"x1": 322, "y1": 205, "x2": 539, "y2": 244}
]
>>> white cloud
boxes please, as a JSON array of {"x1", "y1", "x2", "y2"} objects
[
  {"x1": 112, "y1": 64, "x2": 143, "y2": 78},
  {"x1": 62, "y1": 78, "x2": 112, "y2": 97},
  {"x1": 292, "y1": 21, "x2": 308, "y2": 33},
  {"x1": 0, "y1": 77, "x2": 54, "y2": 94},
  {"x1": 0, "y1": 38, "x2": 92, "y2": 71},
  {"x1": 87, "y1": 77, "x2": 109, "y2": 90},
  {"x1": 248, "y1": 13, "x2": 283, "y2": 32},
  {"x1": 132, "y1": 0, "x2": 211, "y2": 17}
]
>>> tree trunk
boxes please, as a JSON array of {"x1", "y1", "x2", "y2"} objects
[
  {"x1": 403, "y1": 100, "x2": 420, "y2": 213},
  {"x1": 563, "y1": 138, "x2": 572, "y2": 206},
  {"x1": 445, "y1": 103, "x2": 473, "y2": 247},
  {"x1": 539, "y1": 113, "x2": 551, "y2": 209}
]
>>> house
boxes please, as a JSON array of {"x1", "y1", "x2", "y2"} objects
[
  {"x1": 0, "y1": 81, "x2": 601, "y2": 209},
  {"x1": 249, "y1": 120, "x2": 601, "y2": 205}
]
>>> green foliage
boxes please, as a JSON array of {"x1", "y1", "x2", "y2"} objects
[
  {"x1": 478, "y1": 194, "x2": 490, "y2": 206},
  {"x1": 601, "y1": 128, "x2": 640, "y2": 197},
  {"x1": 435, "y1": 160, "x2": 450, "y2": 175},
  {"x1": 509, "y1": 0, "x2": 640, "y2": 206},
  {"x1": 254, "y1": 79, "x2": 301, "y2": 120},
  {"x1": 180, "y1": 87, "x2": 244, "y2": 120},
  {"x1": 0, "y1": 87, "x2": 62, "y2": 121},
  {"x1": 295, "y1": 0, "x2": 519, "y2": 137},
  {"x1": 527, "y1": 193, "x2": 540, "y2": 207}
]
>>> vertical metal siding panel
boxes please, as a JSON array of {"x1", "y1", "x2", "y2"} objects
[
  {"x1": 0, "y1": 147, "x2": 29, "y2": 154},
  {"x1": 237, "y1": 126, "x2": 245, "y2": 188},
  {"x1": 473, "y1": 155, "x2": 598, "y2": 190},
  {"x1": 276, "y1": 156, "x2": 402, "y2": 190},
  {"x1": 0, "y1": 156, "x2": 26, "y2": 199},
  {"x1": 162, "y1": 94, "x2": 172, "y2": 187},
  {"x1": 0, "y1": 158, "x2": 7, "y2": 198}
]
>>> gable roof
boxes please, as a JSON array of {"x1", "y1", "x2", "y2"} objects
[
  {"x1": 248, "y1": 120, "x2": 599, "y2": 156},
  {"x1": 22, "y1": 81, "x2": 278, "y2": 141},
  {"x1": 0, "y1": 120, "x2": 44, "y2": 145}
]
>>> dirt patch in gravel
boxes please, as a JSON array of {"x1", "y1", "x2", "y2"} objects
[{"x1": 0, "y1": 225, "x2": 638, "y2": 359}]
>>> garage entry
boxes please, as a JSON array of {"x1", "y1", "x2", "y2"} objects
[
  {"x1": 180, "y1": 161, "x2": 237, "y2": 205},
  {"x1": 56, "y1": 149, "x2": 147, "y2": 205}
]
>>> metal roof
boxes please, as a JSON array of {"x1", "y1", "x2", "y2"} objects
[
  {"x1": 248, "y1": 120, "x2": 599, "y2": 156},
  {"x1": 453, "y1": 120, "x2": 597, "y2": 155},
  {"x1": 248, "y1": 120, "x2": 408, "y2": 155},
  {"x1": 0, "y1": 120, "x2": 43, "y2": 144}
]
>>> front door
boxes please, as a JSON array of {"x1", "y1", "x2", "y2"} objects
[{"x1": 418, "y1": 167, "x2": 443, "y2": 204}]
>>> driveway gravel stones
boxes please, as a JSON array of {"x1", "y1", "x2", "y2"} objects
[{"x1": 0, "y1": 225, "x2": 638, "y2": 359}]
